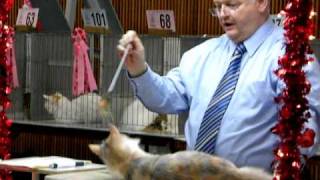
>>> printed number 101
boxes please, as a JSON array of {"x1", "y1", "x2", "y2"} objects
[{"x1": 91, "y1": 12, "x2": 107, "y2": 26}]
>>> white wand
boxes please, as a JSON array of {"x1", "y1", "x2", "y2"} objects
[{"x1": 107, "y1": 44, "x2": 132, "y2": 93}]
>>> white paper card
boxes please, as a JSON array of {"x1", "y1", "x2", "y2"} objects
[
  {"x1": 16, "y1": 8, "x2": 39, "y2": 28},
  {"x1": 271, "y1": 14, "x2": 284, "y2": 27},
  {"x1": 82, "y1": 9, "x2": 109, "y2": 30},
  {"x1": 146, "y1": 10, "x2": 176, "y2": 32}
]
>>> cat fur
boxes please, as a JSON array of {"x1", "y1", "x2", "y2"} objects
[
  {"x1": 89, "y1": 126, "x2": 273, "y2": 180},
  {"x1": 121, "y1": 99, "x2": 178, "y2": 134},
  {"x1": 43, "y1": 92, "x2": 112, "y2": 124}
]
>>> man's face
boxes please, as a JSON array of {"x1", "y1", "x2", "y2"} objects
[{"x1": 213, "y1": 0, "x2": 263, "y2": 43}]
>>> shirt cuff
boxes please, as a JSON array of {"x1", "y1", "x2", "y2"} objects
[
  {"x1": 127, "y1": 64, "x2": 148, "y2": 78},
  {"x1": 127, "y1": 65, "x2": 154, "y2": 97}
]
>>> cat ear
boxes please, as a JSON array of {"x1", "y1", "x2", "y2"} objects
[
  {"x1": 89, "y1": 144, "x2": 101, "y2": 156},
  {"x1": 109, "y1": 125, "x2": 120, "y2": 135},
  {"x1": 43, "y1": 94, "x2": 49, "y2": 100}
]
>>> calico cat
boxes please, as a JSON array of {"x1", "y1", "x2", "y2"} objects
[
  {"x1": 43, "y1": 92, "x2": 112, "y2": 124},
  {"x1": 142, "y1": 114, "x2": 170, "y2": 133},
  {"x1": 89, "y1": 125, "x2": 272, "y2": 180}
]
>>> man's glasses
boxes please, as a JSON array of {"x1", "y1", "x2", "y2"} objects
[{"x1": 209, "y1": 3, "x2": 242, "y2": 17}]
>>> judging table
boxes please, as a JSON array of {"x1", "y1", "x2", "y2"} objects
[{"x1": 0, "y1": 156, "x2": 106, "y2": 180}]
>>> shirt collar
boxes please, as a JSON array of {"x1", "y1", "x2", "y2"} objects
[
  {"x1": 229, "y1": 17, "x2": 276, "y2": 57},
  {"x1": 244, "y1": 17, "x2": 275, "y2": 56}
]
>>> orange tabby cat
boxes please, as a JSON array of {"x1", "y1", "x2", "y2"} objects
[{"x1": 89, "y1": 126, "x2": 272, "y2": 180}]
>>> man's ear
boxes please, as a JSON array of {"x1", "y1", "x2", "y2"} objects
[
  {"x1": 256, "y1": 0, "x2": 269, "y2": 12},
  {"x1": 89, "y1": 144, "x2": 101, "y2": 156}
]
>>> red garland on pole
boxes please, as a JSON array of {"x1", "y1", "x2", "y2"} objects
[
  {"x1": 272, "y1": 0, "x2": 315, "y2": 179},
  {"x1": 0, "y1": 0, "x2": 14, "y2": 179}
]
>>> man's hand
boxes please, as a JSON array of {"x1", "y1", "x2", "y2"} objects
[{"x1": 117, "y1": 30, "x2": 147, "y2": 77}]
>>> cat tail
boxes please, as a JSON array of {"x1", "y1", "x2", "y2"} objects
[{"x1": 237, "y1": 167, "x2": 273, "y2": 180}]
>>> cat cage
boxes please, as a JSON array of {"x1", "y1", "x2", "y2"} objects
[{"x1": 7, "y1": 32, "x2": 208, "y2": 135}]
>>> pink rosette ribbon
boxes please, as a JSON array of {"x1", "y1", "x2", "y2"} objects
[
  {"x1": 5, "y1": 26, "x2": 19, "y2": 88},
  {"x1": 23, "y1": 0, "x2": 32, "y2": 8},
  {"x1": 72, "y1": 27, "x2": 97, "y2": 96}
]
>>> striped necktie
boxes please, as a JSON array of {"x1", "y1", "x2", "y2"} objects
[{"x1": 194, "y1": 43, "x2": 247, "y2": 154}]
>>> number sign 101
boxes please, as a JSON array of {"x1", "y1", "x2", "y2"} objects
[{"x1": 82, "y1": 9, "x2": 109, "y2": 29}]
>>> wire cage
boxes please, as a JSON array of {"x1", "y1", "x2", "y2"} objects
[
  {"x1": 7, "y1": 33, "x2": 320, "y2": 136},
  {"x1": 7, "y1": 32, "x2": 209, "y2": 136}
]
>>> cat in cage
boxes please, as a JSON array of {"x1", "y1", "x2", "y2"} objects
[
  {"x1": 121, "y1": 99, "x2": 179, "y2": 134},
  {"x1": 43, "y1": 92, "x2": 112, "y2": 124}
]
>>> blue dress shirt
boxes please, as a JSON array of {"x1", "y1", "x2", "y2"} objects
[{"x1": 129, "y1": 18, "x2": 320, "y2": 171}]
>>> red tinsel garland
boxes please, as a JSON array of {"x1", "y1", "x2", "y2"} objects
[
  {"x1": 272, "y1": 0, "x2": 315, "y2": 180},
  {"x1": 0, "y1": 0, "x2": 14, "y2": 179}
]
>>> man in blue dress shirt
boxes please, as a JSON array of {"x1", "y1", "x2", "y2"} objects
[{"x1": 117, "y1": 0, "x2": 320, "y2": 172}]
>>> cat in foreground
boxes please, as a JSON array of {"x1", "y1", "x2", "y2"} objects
[{"x1": 89, "y1": 125, "x2": 272, "y2": 180}]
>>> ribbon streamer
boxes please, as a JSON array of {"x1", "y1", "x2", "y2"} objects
[
  {"x1": 6, "y1": 27, "x2": 19, "y2": 88},
  {"x1": 72, "y1": 28, "x2": 97, "y2": 96}
]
